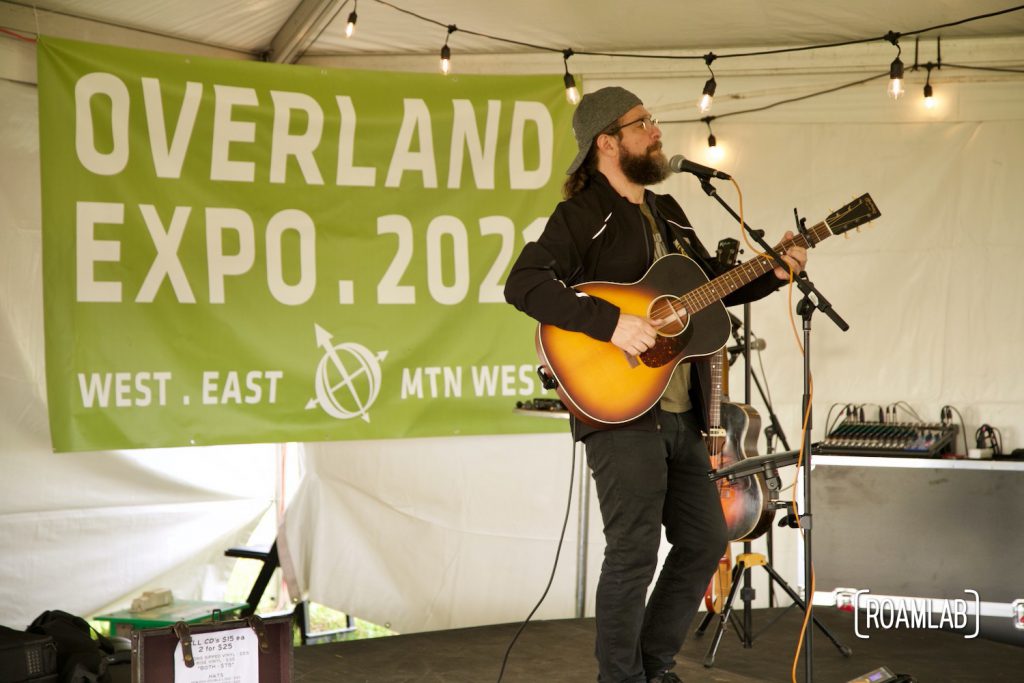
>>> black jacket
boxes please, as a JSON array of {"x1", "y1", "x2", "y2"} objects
[{"x1": 504, "y1": 172, "x2": 781, "y2": 438}]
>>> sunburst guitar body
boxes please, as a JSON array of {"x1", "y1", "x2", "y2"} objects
[
  {"x1": 536, "y1": 255, "x2": 730, "y2": 426},
  {"x1": 534, "y1": 194, "x2": 880, "y2": 426}
]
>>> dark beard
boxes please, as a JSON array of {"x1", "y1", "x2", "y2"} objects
[{"x1": 620, "y1": 144, "x2": 669, "y2": 186}]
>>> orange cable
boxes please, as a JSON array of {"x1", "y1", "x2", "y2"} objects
[
  {"x1": 726, "y1": 178, "x2": 813, "y2": 682},
  {"x1": 791, "y1": 566, "x2": 817, "y2": 682},
  {"x1": 786, "y1": 262, "x2": 818, "y2": 683}
]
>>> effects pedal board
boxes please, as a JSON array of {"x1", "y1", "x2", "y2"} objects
[{"x1": 818, "y1": 417, "x2": 959, "y2": 458}]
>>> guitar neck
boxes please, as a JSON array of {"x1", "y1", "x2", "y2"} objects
[
  {"x1": 682, "y1": 221, "x2": 832, "y2": 315},
  {"x1": 708, "y1": 351, "x2": 723, "y2": 429}
]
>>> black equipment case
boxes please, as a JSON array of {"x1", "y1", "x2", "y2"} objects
[
  {"x1": 0, "y1": 624, "x2": 58, "y2": 683},
  {"x1": 130, "y1": 614, "x2": 292, "y2": 683}
]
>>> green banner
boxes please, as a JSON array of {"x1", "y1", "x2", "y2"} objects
[{"x1": 38, "y1": 36, "x2": 571, "y2": 451}]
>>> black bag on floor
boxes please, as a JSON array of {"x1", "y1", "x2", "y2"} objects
[
  {"x1": 0, "y1": 624, "x2": 58, "y2": 682},
  {"x1": 26, "y1": 611, "x2": 113, "y2": 683}
]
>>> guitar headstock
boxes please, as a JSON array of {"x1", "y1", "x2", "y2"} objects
[{"x1": 825, "y1": 194, "x2": 881, "y2": 235}]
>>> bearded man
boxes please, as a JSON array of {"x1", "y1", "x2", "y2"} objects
[{"x1": 504, "y1": 86, "x2": 806, "y2": 683}]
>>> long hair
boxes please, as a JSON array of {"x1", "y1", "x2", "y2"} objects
[
  {"x1": 562, "y1": 127, "x2": 621, "y2": 199},
  {"x1": 562, "y1": 147, "x2": 598, "y2": 199}
]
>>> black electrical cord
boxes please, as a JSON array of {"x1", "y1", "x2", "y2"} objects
[
  {"x1": 371, "y1": 1, "x2": 1024, "y2": 62},
  {"x1": 495, "y1": 439, "x2": 578, "y2": 683},
  {"x1": 975, "y1": 424, "x2": 1003, "y2": 456},
  {"x1": 942, "y1": 62, "x2": 1024, "y2": 74},
  {"x1": 942, "y1": 404, "x2": 971, "y2": 456}
]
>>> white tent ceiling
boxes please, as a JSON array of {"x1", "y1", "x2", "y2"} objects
[{"x1": 5, "y1": 0, "x2": 1024, "y2": 61}]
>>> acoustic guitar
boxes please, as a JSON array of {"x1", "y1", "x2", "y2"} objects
[
  {"x1": 709, "y1": 349, "x2": 774, "y2": 542},
  {"x1": 535, "y1": 194, "x2": 880, "y2": 426},
  {"x1": 703, "y1": 329, "x2": 775, "y2": 611},
  {"x1": 704, "y1": 346, "x2": 735, "y2": 614}
]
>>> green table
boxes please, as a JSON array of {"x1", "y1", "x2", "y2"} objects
[{"x1": 95, "y1": 599, "x2": 248, "y2": 637}]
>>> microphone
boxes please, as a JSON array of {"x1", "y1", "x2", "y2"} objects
[
  {"x1": 726, "y1": 338, "x2": 766, "y2": 355},
  {"x1": 668, "y1": 154, "x2": 731, "y2": 180}
]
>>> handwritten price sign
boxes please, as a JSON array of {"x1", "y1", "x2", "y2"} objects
[{"x1": 174, "y1": 629, "x2": 258, "y2": 683}]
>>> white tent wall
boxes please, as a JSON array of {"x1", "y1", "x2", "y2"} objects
[
  {"x1": 1, "y1": 17, "x2": 1022, "y2": 634},
  {"x1": 0, "y1": 79, "x2": 277, "y2": 630},
  {"x1": 280, "y1": 42, "x2": 1024, "y2": 632}
]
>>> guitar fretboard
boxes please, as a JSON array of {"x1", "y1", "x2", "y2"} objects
[
  {"x1": 708, "y1": 351, "x2": 723, "y2": 428},
  {"x1": 679, "y1": 221, "x2": 832, "y2": 316}
]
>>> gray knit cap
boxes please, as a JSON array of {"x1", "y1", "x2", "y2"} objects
[{"x1": 566, "y1": 86, "x2": 643, "y2": 175}]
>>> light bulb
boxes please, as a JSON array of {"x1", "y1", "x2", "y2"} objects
[
  {"x1": 345, "y1": 11, "x2": 357, "y2": 38},
  {"x1": 888, "y1": 57, "x2": 904, "y2": 100},
  {"x1": 563, "y1": 73, "x2": 580, "y2": 105},
  {"x1": 923, "y1": 83, "x2": 936, "y2": 109},
  {"x1": 440, "y1": 44, "x2": 451, "y2": 75},
  {"x1": 707, "y1": 144, "x2": 725, "y2": 165},
  {"x1": 698, "y1": 77, "x2": 716, "y2": 113}
]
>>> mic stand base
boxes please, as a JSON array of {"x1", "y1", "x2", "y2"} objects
[{"x1": 693, "y1": 549, "x2": 852, "y2": 668}]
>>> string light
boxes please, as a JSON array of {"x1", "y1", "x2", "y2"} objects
[
  {"x1": 359, "y1": 1, "x2": 1024, "y2": 122},
  {"x1": 704, "y1": 118, "x2": 717, "y2": 148},
  {"x1": 562, "y1": 49, "x2": 580, "y2": 105},
  {"x1": 923, "y1": 73, "x2": 935, "y2": 108},
  {"x1": 345, "y1": 0, "x2": 358, "y2": 38},
  {"x1": 440, "y1": 24, "x2": 456, "y2": 75},
  {"x1": 921, "y1": 36, "x2": 942, "y2": 109},
  {"x1": 698, "y1": 53, "x2": 717, "y2": 113},
  {"x1": 886, "y1": 32, "x2": 904, "y2": 100},
  {"x1": 703, "y1": 117, "x2": 724, "y2": 163}
]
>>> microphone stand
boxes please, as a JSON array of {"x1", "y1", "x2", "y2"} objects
[
  {"x1": 697, "y1": 175, "x2": 850, "y2": 683},
  {"x1": 730, "y1": 313, "x2": 787, "y2": 611}
]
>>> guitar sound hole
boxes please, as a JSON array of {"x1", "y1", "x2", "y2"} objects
[{"x1": 649, "y1": 295, "x2": 688, "y2": 337}]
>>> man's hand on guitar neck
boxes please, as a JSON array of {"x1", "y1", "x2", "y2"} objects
[
  {"x1": 773, "y1": 230, "x2": 808, "y2": 280},
  {"x1": 611, "y1": 313, "x2": 665, "y2": 356}
]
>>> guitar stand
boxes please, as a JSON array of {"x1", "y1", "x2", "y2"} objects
[
  {"x1": 694, "y1": 452, "x2": 851, "y2": 666},
  {"x1": 694, "y1": 538, "x2": 852, "y2": 668}
]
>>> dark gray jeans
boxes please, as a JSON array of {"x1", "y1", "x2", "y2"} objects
[{"x1": 584, "y1": 409, "x2": 728, "y2": 683}]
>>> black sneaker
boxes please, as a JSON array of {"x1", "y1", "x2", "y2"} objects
[{"x1": 648, "y1": 672, "x2": 683, "y2": 683}]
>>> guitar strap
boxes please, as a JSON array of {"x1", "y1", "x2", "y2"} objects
[{"x1": 645, "y1": 194, "x2": 720, "y2": 277}]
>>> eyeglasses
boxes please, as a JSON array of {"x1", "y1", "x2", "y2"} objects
[{"x1": 607, "y1": 115, "x2": 659, "y2": 134}]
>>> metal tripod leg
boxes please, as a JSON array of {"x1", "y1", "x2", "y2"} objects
[
  {"x1": 701, "y1": 561, "x2": 749, "y2": 667},
  {"x1": 700, "y1": 553, "x2": 852, "y2": 668},
  {"x1": 760, "y1": 562, "x2": 853, "y2": 657},
  {"x1": 695, "y1": 607, "x2": 715, "y2": 637}
]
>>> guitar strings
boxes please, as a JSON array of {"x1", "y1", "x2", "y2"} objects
[{"x1": 647, "y1": 219, "x2": 825, "y2": 329}]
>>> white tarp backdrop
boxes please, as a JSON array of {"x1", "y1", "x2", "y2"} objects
[
  {"x1": 277, "y1": 69, "x2": 1024, "y2": 632},
  {"x1": 1, "y1": 1, "x2": 1022, "y2": 633}
]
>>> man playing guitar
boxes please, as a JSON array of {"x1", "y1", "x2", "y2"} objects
[{"x1": 503, "y1": 86, "x2": 806, "y2": 683}]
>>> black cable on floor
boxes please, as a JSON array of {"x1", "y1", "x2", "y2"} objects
[{"x1": 495, "y1": 439, "x2": 578, "y2": 683}]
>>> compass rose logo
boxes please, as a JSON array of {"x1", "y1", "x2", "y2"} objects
[{"x1": 305, "y1": 324, "x2": 388, "y2": 422}]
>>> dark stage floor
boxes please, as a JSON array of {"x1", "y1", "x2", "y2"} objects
[{"x1": 293, "y1": 606, "x2": 1024, "y2": 682}]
